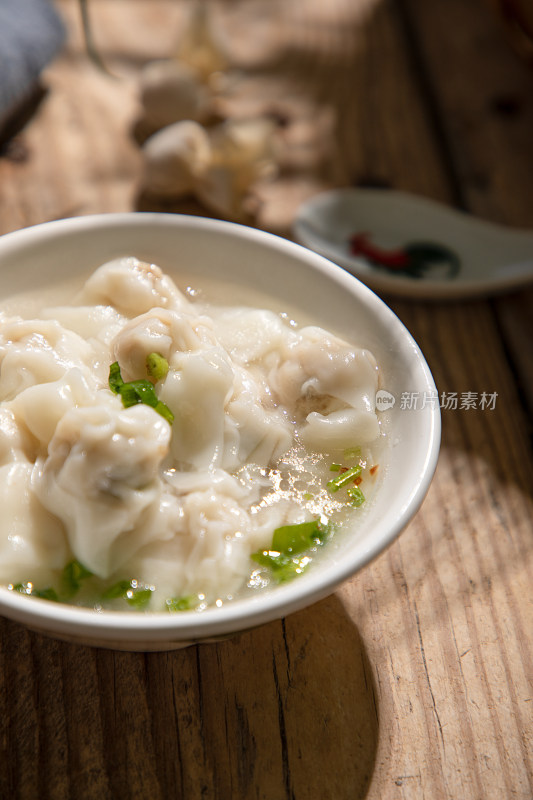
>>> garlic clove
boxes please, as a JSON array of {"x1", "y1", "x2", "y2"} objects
[
  {"x1": 195, "y1": 165, "x2": 239, "y2": 218},
  {"x1": 209, "y1": 117, "x2": 278, "y2": 170},
  {"x1": 196, "y1": 163, "x2": 274, "y2": 221},
  {"x1": 141, "y1": 120, "x2": 212, "y2": 198},
  {"x1": 195, "y1": 117, "x2": 278, "y2": 220}
]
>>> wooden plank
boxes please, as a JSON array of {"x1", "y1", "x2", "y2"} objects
[
  {"x1": 398, "y1": 0, "x2": 533, "y2": 412},
  {"x1": 400, "y1": 0, "x2": 533, "y2": 226},
  {"x1": 357, "y1": 3, "x2": 533, "y2": 796}
]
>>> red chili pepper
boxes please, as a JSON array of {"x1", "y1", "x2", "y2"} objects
[{"x1": 349, "y1": 233, "x2": 410, "y2": 270}]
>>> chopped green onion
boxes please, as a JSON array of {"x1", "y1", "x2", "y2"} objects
[
  {"x1": 146, "y1": 352, "x2": 169, "y2": 382},
  {"x1": 126, "y1": 588, "x2": 153, "y2": 609},
  {"x1": 251, "y1": 550, "x2": 311, "y2": 582},
  {"x1": 329, "y1": 463, "x2": 342, "y2": 472},
  {"x1": 327, "y1": 464, "x2": 362, "y2": 492},
  {"x1": 102, "y1": 579, "x2": 153, "y2": 609},
  {"x1": 61, "y1": 559, "x2": 93, "y2": 598},
  {"x1": 11, "y1": 582, "x2": 59, "y2": 602},
  {"x1": 347, "y1": 485, "x2": 365, "y2": 507},
  {"x1": 118, "y1": 381, "x2": 148, "y2": 407},
  {"x1": 109, "y1": 360, "x2": 124, "y2": 393},
  {"x1": 154, "y1": 402, "x2": 174, "y2": 424},
  {"x1": 102, "y1": 579, "x2": 131, "y2": 600},
  {"x1": 251, "y1": 519, "x2": 331, "y2": 584},
  {"x1": 34, "y1": 587, "x2": 60, "y2": 602},
  {"x1": 271, "y1": 519, "x2": 328, "y2": 555},
  {"x1": 11, "y1": 582, "x2": 30, "y2": 594},
  {"x1": 166, "y1": 595, "x2": 198, "y2": 612},
  {"x1": 109, "y1": 362, "x2": 174, "y2": 424}
]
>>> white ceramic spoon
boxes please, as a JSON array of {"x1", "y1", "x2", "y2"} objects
[{"x1": 293, "y1": 188, "x2": 533, "y2": 299}]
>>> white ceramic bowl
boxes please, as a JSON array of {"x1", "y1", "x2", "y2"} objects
[{"x1": 0, "y1": 213, "x2": 440, "y2": 650}]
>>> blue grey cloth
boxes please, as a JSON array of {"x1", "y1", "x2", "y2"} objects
[{"x1": 0, "y1": 0, "x2": 65, "y2": 125}]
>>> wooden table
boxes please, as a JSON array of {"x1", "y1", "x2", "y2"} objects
[{"x1": 0, "y1": 1, "x2": 532, "y2": 797}]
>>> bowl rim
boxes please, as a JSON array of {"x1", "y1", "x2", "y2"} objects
[{"x1": 0, "y1": 212, "x2": 441, "y2": 644}]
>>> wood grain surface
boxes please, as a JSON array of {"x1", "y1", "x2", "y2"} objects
[{"x1": 0, "y1": 1, "x2": 532, "y2": 798}]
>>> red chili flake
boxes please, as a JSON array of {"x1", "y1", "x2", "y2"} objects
[
  {"x1": 349, "y1": 232, "x2": 461, "y2": 279},
  {"x1": 349, "y1": 233, "x2": 409, "y2": 270},
  {"x1": 369, "y1": 465, "x2": 379, "y2": 476},
  {"x1": 353, "y1": 476, "x2": 363, "y2": 486}
]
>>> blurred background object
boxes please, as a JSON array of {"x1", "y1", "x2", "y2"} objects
[{"x1": 0, "y1": 0, "x2": 65, "y2": 150}]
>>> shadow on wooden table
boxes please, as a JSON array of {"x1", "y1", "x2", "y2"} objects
[{"x1": 0, "y1": 593, "x2": 378, "y2": 800}]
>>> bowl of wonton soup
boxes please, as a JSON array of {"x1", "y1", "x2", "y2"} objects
[{"x1": 0, "y1": 213, "x2": 440, "y2": 650}]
